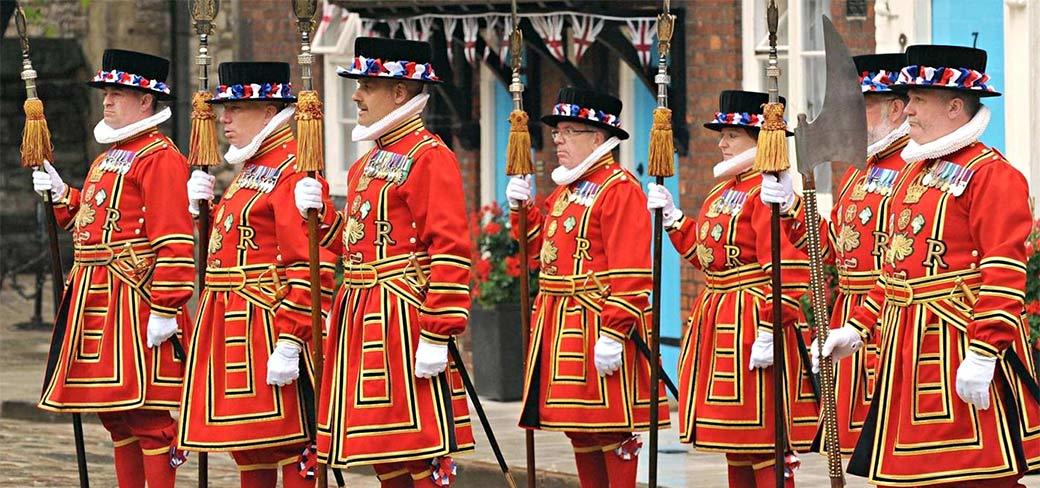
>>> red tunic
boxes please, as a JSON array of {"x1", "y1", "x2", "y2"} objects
[
  {"x1": 40, "y1": 128, "x2": 194, "y2": 412},
  {"x1": 786, "y1": 134, "x2": 911, "y2": 453},
  {"x1": 669, "y1": 169, "x2": 819, "y2": 453},
  {"x1": 511, "y1": 154, "x2": 670, "y2": 433},
  {"x1": 316, "y1": 114, "x2": 475, "y2": 468},
  {"x1": 844, "y1": 140, "x2": 1040, "y2": 485},
  {"x1": 178, "y1": 125, "x2": 339, "y2": 452}
]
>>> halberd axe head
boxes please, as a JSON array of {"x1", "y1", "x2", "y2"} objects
[{"x1": 794, "y1": 16, "x2": 868, "y2": 175}]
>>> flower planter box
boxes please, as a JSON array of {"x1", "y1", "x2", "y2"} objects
[{"x1": 470, "y1": 303, "x2": 525, "y2": 401}]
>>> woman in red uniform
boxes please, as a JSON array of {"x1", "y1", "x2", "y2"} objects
[
  {"x1": 177, "y1": 62, "x2": 338, "y2": 488},
  {"x1": 646, "y1": 90, "x2": 817, "y2": 487}
]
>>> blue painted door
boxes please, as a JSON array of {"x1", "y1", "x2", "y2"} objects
[
  {"x1": 931, "y1": 0, "x2": 1004, "y2": 151},
  {"x1": 494, "y1": 80, "x2": 514, "y2": 202},
  {"x1": 629, "y1": 80, "x2": 683, "y2": 383}
]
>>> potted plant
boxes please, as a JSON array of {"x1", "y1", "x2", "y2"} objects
[
  {"x1": 469, "y1": 202, "x2": 538, "y2": 401},
  {"x1": 1025, "y1": 204, "x2": 1040, "y2": 376}
]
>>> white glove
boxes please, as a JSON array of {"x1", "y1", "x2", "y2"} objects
[
  {"x1": 506, "y1": 175, "x2": 533, "y2": 209},
  {"x1": 32, "y1": 161, "x2": 67, "y2": 200},
  {"x1": 414, "y1": 339, "x2": 449, "y2": 379},
  {"x1": 956, "y1": 351, "x2": 996, "y2": 410},
  {"x1": 266, "y1": 340, "x2": 301, "y2": 386},
  {"x1": 594, "y1": 335, "x2": 625, "y2": 376},
  {"x1": 187, "y1": 170, "x2": 216, "y2": 216},
  {"x1": 748, "y1": 331, "x2": 774, "y2": 370},
  {"x1": 821, "y1": 324, "x2": 864, "y2": 362},
  {"x1": 809, "y1": 338, "x2": 821, "y2": 374},
  {"x1": 646, "y1": 183, "x2": 683, "y2": 227},
  {"x1": 760, "y1": 172, "x2": 795, "y2": 213},
  {"x1": 146, "y1": 314, "x2": 178, "y2": 348},
  {"x1": 294, "y1": 177, "x2": 324, "y2": 218}
]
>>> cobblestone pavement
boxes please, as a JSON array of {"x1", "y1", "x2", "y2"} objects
[{"x1": 0, "y1": 418, "x2": 381, "y2": 487}]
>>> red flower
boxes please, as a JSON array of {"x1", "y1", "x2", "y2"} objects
[
  {"x1": 505, "y1": 256, "x2": 521, "y2": 278},
  {"x1": 1026, "y1": 240, "x2": 1035, "y2": 257},
  {"x1": 475, "y1": 259, "x2": 491, "y2": 281},
  {"x1": 1026, "y1": 301, "x2": 1040, "y2": 316},
  {"x1": 489, "y1": 201, "x2": 503, "y2": 217},
  {"x1": 483, "y1": 221, "x2": 502, "y2": 236},
  {"x1": 471, "y1": 284, "x2": 481, "y2": 298}
]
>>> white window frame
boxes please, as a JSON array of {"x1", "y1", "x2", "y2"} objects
[
  {"x1": 478, "y1": 64, "x2": 498, "y2": 205},
  {"x1": 617, "y1": 60, "x2": 638, "y2": 174},
  {"x1": 318, "y1": 12, "x2": 371, "y2": 197},
  {"x1": 742, "y1": 0, "x2": 834, "y2": 213}
]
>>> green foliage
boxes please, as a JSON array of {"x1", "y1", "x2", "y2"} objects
[
  {"x1": 800, "y1": 264, "x2": 839, "y2": 330},
  {"x1": 1025, "y1": 208, "x2": 1040, "y2": 344}
]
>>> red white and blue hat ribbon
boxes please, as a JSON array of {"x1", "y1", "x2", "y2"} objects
[
  {"x1": 860, "y1": 69, "x2": 899, "y2": 92},
  {"x1": 894, "y1": 65, "x2": 996, "y2": 93},
  {"x1": 91, "y1": 69, "x2": 171, "y2": 96},
  {"x1": 337, "y1": 55, "x2": 440, "y2": 82},
  {"x1": 552, "y1": 103, "x2": 622, "y2": 128},
  {"x1": 711, "y1": 111, "x2": 764, "y2": 128},
  {"x1": 214, "y1": 83, "x2": 293, "y2": 101}
]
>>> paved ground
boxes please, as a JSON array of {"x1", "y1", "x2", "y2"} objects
[{"x1": 3, "y1": 276, "x2": 1039, "y2": 487}]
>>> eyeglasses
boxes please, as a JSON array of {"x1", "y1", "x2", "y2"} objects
[{"x1": 550, "y1": 128, "x2": 597, "y2": 141}]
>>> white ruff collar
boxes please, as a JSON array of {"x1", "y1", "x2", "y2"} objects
[
  {"x1": 224, "y1": 106, "x2": 296, "y2": 165},
  {"x1": 712, "y1": 147, "x2": 757, "y2": 179},
  {"x1": 94, "y1": 107, "x2": 171, "y2": 145},
  {"x1": 551, "y1": 137, "x2": 621, "y2": 186},
  {"x1": 901, "y1": 105, "x2": 990, "y2": 164},
  {"x1": 867, "y1": 119, "x2": 911, "y2": 159},
  {"x1": 352, "y1": 93, "x2": 429, "y2": 142}
]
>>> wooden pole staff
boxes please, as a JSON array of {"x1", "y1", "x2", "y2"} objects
[
  {"x1": 502, "y1": 2, "x2": 537, "y2": 486},
  {"x1": 16, "y1": 7, "x2": 90, "y2": 487}
]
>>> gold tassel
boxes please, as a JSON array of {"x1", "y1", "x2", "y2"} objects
[
  {"x1": 188, "y1": 91, "x2": 221, "y2": 167},
  {"x1": 647, "y1": 107, "x2": 674, "y2": 178},
  {"x1": 753, "y1": 102, "x2": 791, "y2": 173},
  {"x1": 505, "y1": 110, "x2": 533, "y2": 176},
  {"x1": 294, "y1": 90, "x2": 325, "y2": 173},
  {"x1": 21, "y1": 97, "x2": 53, "y2": 168}
]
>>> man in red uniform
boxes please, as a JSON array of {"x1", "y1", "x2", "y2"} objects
[
  {"x1": 177, "y1": 61, "x2": 338, "y2": 488},
  {"x1": 296, "y1": 37, "x2": 473, "y2": 487},
  {"x1": 766, "y1": 53, "x2": 911, "y2": 454},
  {"x1": 505, "y1": 87, "x2": 669, "y2": 488},
  {"x1": 32, "y1": 49, "x2": 193, "y2": 488},
  {"x1": 819, "y1": 45, "x2": 1040, "y2": 486}
]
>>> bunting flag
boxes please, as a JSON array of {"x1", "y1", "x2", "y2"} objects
[
  {"x1": 419, "y1": 17, "x2": 435, "y2": 42},
  {"x1": 359, "y1": 18, "x2": 378, "y2": 38},
  {"x1": 462, "y1": 18, "x2": 482, "y2": 65},
  {"x1": 443, "y1": 17, "x2": 459, "y2": 64},
  {"x1": 400, "y1": 18, "x2": 420, "y2": 40},
  {"x1": 386, "y1": 18, "x2": 402, "y2": 38},
  {"x1": 399, "y1": 17, "x2": 435, "y2": 42},
  {"x1": 624, "y1": 19, "x2": 656, "y2": 68},
  {"x1": 499, "y1": 17, "x2": 513, "y2": 65},
  {"x1": 531, "y1": 14, "x2": 566, "y2": 62},
  {"x1": 348, "y1": 12, "x2": 657, "y2": 70},
  {"x1": 568, "y1": 14, "x2": 604, "y2": 64},
  {"x1": 315, "y1": 2, "x2": 337, "y2": 42},
  {"x1": 482, "y1": 16, "x2": 500, "y2": 61}
]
